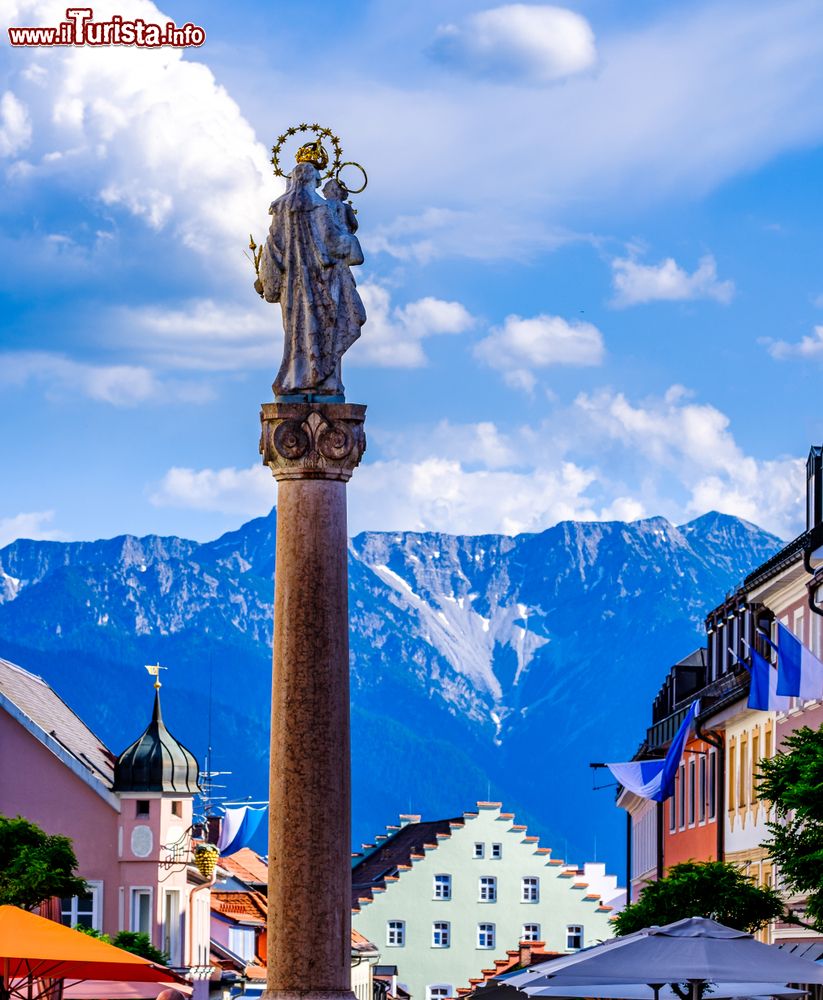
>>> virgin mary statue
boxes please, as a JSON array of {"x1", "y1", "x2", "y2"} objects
[{"x1": 255, "y1": 160, "x2": 366, "y2": 397}]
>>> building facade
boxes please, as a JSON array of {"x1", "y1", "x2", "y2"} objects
[
  {"x1": 351, "y1": 802, "x2": 621, "y2": 1000},
  {"x1": 0, "y1": 657, "x2": 211, "y2": 993}
]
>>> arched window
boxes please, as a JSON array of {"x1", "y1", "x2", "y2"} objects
[
  {"x1": 433, "y1": 873, "x2": 452, "y2": 900},
  {"x1": 479, "y1": 875, "x2": 497, "y2": 902},
  {"x1": 521, "y1": 876, "x2": 539, "y2": 902},
  {"x1": 386, "y1": 920, "x2": 405, "y2": 947},
  {"x1": 477, "y1": 923, "x2": 495, "y2": 949},
  {"x1": 432, "y1": 921, "x2": 450, "y2": 948}
]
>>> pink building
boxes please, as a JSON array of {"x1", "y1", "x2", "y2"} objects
[{"x1": 0, "y1": 657, "x2": 211, "y2": 995}]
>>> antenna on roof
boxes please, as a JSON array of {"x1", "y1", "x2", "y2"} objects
[{"x1": 144, "y1": 662, "x2": 166, "y2": 689}]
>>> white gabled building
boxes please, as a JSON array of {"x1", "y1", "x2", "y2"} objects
[{"x1": 351, "y1": 801, "x2": 622, "y2": 1000}]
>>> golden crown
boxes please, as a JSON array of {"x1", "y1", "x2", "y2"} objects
[
  {"x1": 295, "y1": 138, "x2": 329, "y2": 171},
  {"x1": 271, "y1": 123, "x2": 342, "y2": 179}
]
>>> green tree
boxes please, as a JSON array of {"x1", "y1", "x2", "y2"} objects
[
  {"x1": 613, "y1": 860, "x2": 784, "y2": 936},
  {"x1": 758, "y1": 724, "x2": 823, "y2": 930},
  {"x1": 0, "y1": 814, "x2": 86, "y2": 910},
  {"x1": 75, "y1": 927, "x2": 169, "y2": 965}
]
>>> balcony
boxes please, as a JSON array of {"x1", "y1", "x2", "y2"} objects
[{"x1": 646, "y1": 668, "x2": 749, "y2": 751}]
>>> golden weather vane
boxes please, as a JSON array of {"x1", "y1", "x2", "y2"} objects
[{"x1": 144, "y1": 662, "x2": 167, "y2": 690}]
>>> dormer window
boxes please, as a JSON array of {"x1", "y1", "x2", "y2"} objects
[
  {"x1": 171, "y1": 800, "x2": 182, "y2": 818},
  {"x1": 136, "y1": 800, "x2": 150, "y2": 817}
]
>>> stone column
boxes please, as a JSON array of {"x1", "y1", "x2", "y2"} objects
[{"x1": 260, "y1": 401, "x2": 366, "y2": 1000}]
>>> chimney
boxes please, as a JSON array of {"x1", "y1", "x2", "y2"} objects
[
  {"x1": 807, "y1": 446, "x2": 823, "y2": 531},
  {"x1": 206, "y1": 814, "x2": 222, "y2": 845}
]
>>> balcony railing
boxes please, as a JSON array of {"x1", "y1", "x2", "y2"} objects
[{"x1": 646, "y1": 668, "x2": 749, "y2": 751}]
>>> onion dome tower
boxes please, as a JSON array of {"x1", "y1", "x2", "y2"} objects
[{"x1": 114, "y1": 675, "x2": 200, "y2": 793}]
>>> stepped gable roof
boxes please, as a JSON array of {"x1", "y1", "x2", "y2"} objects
[
  {"x1": 351, "y1": 815, "x2": 464, "y2": 910},
  {"x1": 455, "y1": 941, "x2": 560, "y2": 997},
  {"x1": 0, "y1": 657, "x2": 116, "y2": 792},
  {"x1": 220, "y1": 848, "x2": 268, "y2": 886},
  {"x1": 114, "y1": 689, "x2": 200, "y2": 794}
]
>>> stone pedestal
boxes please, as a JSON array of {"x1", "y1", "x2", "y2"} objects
[{"x1": 260, "y1": 401, "x2": 366, "y2": 1000}]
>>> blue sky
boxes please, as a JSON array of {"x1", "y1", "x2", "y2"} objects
[{"x1": 2, "y1": 0, "x2": 823, "y2": 546}]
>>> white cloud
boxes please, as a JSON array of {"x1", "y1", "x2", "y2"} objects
[
  {"x1": 0, "y1": 91, "x2": 31, "y2": 157},
  {"x1": 475, "y1": 313, "x2": 604, "y2": 390},
  {"x1": 148, "y1": 383, "x2": 806, "y2": 539},
  {"x1": 763, "y1": 325, "x2": 823, "y2": 360},
  {"x1": 0, "y1": 510, "x2": 62, "y2": 548},
  {"x1": 149, "y1": 465, "x2": 273, "y2": 515},
  {"x1": 349, "y1": 285, "x2": 474, "y2": 368},
  {"x1": 0, "y1": 351, "x2": 213, "y2": 405},
  {"x1": 610, "y1": 254, "x2": 735, "y2": 307},
  {"x1": 430, "y1": 4, "x2": 596, "y2": 84},
  {"x1": 1, "y1": 0, "x2": 276, "y2": 276}
]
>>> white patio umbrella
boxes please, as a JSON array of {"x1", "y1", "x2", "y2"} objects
[
  {"x1": 495, "y1": 919, "x2": 823, "y2": 998},
  {"x1": 473, "y1": 979, "x2": 806, "y2": 1000}
]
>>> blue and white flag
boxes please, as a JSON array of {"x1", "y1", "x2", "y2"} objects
[
  {"x1": 776, "y1": 622, "x2": 823, "y2": 700},
  {"x1": 217, "y1": 805, "x2": 267, "y2": 856},
  {"x1": 748, "y1": 645, "x2": 791, "y2": 712},
  {"x1": 606, "y1": 700, "x2": 699, "y2": 802}
]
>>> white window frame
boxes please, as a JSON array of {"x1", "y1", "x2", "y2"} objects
[
  {"x1": 473, "y1": 842, "x2": 484, "y2": 859},
  {"x1": 162, "y1": 888, "x2": 182, "y2": 966},
  {"x1": 61, "y1": 880, "x2": 103, "y2": 931},
  {"x1": 433, "y1": 873, "x2": 452, "y2": 900},
  {"x1": 427, "y1": 987, "x2": 452, "y2": 1000},
  {"x1": 479, "y1": 875, "x2": 497, "y2": 902},
  {"x1": 491, "y1": 843, "x2": 502, "y2": 859},
  {"x1": 432, "y1": 921, "x2": 450, "y2": 948},
  {"x1": 130, "y1": 887, "x2": 153, "y2": 942},
  {"x1": 228, "y1": 925, "x2": 256, "y2": 963},
  {"x1": 522, "y1": 923, "x2": 540, "y2": 942},
  {"x1": 386, "y1": 920, "x2": 405, "y2": 947},
  {"x1": 521, "y1": 876, "x2": 540, "y2": 903},
  {"x1": 477, "y1": 922, "x2": 495, "y2": 949},
  {"x1": 566, "y1": 924, "x2": 584, "y2": 950}
]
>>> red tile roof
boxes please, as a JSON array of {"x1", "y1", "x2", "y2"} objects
[
  {"x1": 455, "y1": 942, "x2": 561, "y2": 996},
  {"x1": 220, "y1": 848, "x2": 268, "y2": 885},
  {"x1": 210, "y1": 890, "x2": 268, "y2": 925}
]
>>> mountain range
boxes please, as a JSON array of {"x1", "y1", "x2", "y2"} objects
[{"x1": 0, "y1": 508, "x2": 781, "y2": 876}]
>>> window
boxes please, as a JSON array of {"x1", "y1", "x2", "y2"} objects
[
  {"x1": 522, "y1": 923, "x2": 540, "y2": 942},
  {"x1": 688, "y1": 758, "x2": 696, "y2": 825},
  {"x1": 130, "y1": 888, "x2": 152, "y2": 940},
  {"x1": 387, "y1": 920, "x2": 405, "y2": 947},
  {"x1": 668, "y1": 795, "x2": 676, "y2": 833},
  {"x1": 433, "y1": 874, "x2": 452, "y2": 900},
  {"x1": 432, "y1": 921, "x2": 450, "y2": 948},
  {"x1": 136, "y1": 800, "x2": 150, "y2": 817},
  {"x1": 751, "y1": 730, "x2": 760, "y2": 802},
  {"x1": 61, "y1": 882, "x2": 102, "y2": 931},
  {"x1": 728, "y1": 742, "x2": 736, "y2": 812},
  {"x1": 699, "y1": 755, "x2": 707, "y2": 822},
  {"x1": 171, "y1": 800, "x2": 182, "y2": 818},
  {"x1": 491, "y1": 843, "x2": 502, "y2": 859},
  {"x1": 708, "y1": 749, "x2": 717, "y2": 820},
  {"x1": 521, "y1": 876, "x2": 540, "y2": 902},
  {"x1": 163, "y1": 889, "x2": 182, "y2": 965},
  {"x1": 477, "y1": 923, "x2": 495, "y2": 949},
  {"x1": 427, "y1": 987, "x2": 452, "y2": 1000},
  {"x1": 474, "y1": 842, "x2": 484, "y2": 859},
  {"x1": 566, "y1": 924, "x2": 584, "y2": 950},
  {"x1": 228, "y1": 926, "x2": 255, "y2": 963},
  {"x1": 479, "y1": 876, "x2": 497, "y2": 902},
  {"x1": 678, "y1": 762, "x2": 686, "y2": 829},
  {"x1": 739, "y1": 735, "x2": 748, "y2": 809}
]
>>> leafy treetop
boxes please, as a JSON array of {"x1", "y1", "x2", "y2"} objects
[{"x1": 0, "y1": 814, "x2": 87, "y2": 911}]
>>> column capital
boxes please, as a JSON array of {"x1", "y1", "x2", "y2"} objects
[{"x1": 260, "y1": 402, "x2": 367, "y2": 482}]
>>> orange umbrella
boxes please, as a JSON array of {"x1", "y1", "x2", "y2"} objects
[{"x1": 0, "y1": 906, "x2": 179, "y2": 984}]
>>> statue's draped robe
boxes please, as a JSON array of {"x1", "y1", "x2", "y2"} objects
[{"x1": 259, "y1": 165, "x2": 366, "y2": 396}]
